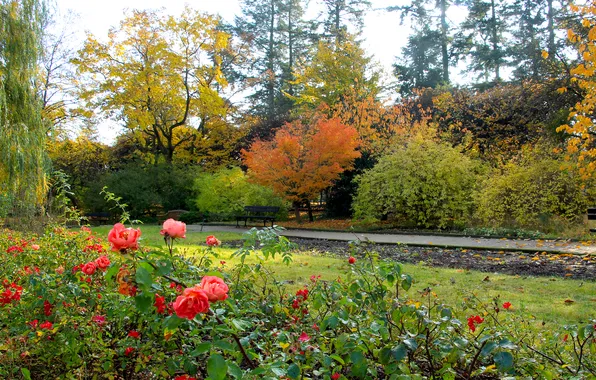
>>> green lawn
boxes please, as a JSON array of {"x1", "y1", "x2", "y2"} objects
[
  {"x1": 92, "y1": 226, "x2": 596, "y2": 326},
  {"x1": 92, "y1": 225, "x2": 245, "y2": 247}
]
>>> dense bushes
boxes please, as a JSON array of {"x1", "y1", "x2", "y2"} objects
[
  {"x1": 194, "y1": 167, "x2": 288, "y2": 221},
  {"x1": 475, "y1": 157, "x2": 594, "y2": 231},
  {"x1": 84, "y1": 165, "x2": 199, "y2": 219},
  {"x1": 0, "y1": 226, "x2": 594, "y2": 378},
  {"x1": 353, "y1": 139, "x2": 479, "y2": 229}
]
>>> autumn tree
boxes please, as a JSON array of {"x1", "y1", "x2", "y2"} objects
[
  {"x1": 0, "y1": 0, "x2": 48, "y2": 217},
  {"x1": 73, "y1": 8, "x2": 232, "y2": 164},
  {"x1": 291, "y1": 33, "x2": 381, "y2": 110},
  {"x1": 242, "y1": 115, "x2": 360, "y2": 222},
  {"x1": 557, "y1": 2, "x2": 596, "y2": 179}
]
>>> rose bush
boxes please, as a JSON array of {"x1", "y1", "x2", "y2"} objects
[{"x1": 0, "y1": 225, "x2": 593, "y2": 379}]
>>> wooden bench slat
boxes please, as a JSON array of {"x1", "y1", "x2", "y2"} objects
[{"x1": 236, "y1": 206, "x2": 280, "y2": 227}]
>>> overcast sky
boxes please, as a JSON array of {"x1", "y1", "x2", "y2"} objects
[{"x1": 53, "y1": 0, "x2": 465, "y2": 143}]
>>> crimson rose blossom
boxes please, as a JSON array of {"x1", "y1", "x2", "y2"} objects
[
  {"x1": 160, "y1": 218, "x2": 186, "y2": 239},
  {"x1": 205, "y1": 235, "x2": 221, "y2": 247},
  {"x1": 108, "y1": 223, "x2": 141, "y2": 252},
  {"x1": 81, "y1": 262, "x2": 97, "y2": 275},
  {"x1": 348, "y1": 256, "x2": 356, "y2": 264},
  {"x1": 331, "y1": 374, "x2": 341, "y2": 380},
  {"x1": 173, "y1": 286, "x2": 210, "y2": 320},
  {"x1": 502, "y1": 302, "x2": 512, "y2": 310},
  {"x1": 198, "y1": 276, "x2": 229, "y2": 302},
  {"x1": 95, "y1": 255, "x2": 111, "y2": 270},
  {"x1": 40, "y1": 321, "x2": 53, "y2": 330},
  {"x1": 467, "y1": 315, "x2": 484, "y2": 332}
]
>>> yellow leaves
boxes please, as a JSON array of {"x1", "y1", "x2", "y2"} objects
[
  {"x1": 541, "y1": 50, "x2": 549, "y2": 59},
  {"x1": 279, "y1": 342, "x2": 290, "y2": 349},
  {"x1": 568, "y1": 29, "x2": 578, "y2": 43},
  {"x1": 557, "y1": 87, "x2": 567, "y2": 94}
]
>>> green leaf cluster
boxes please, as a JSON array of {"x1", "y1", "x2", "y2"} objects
[{"x1": 353, "y1": 138, "x2": 479, "y2": 229}]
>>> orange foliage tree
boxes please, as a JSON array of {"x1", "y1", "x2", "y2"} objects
[{"x1": 242, "y1": 116, "x2": 360, "y2": 222}]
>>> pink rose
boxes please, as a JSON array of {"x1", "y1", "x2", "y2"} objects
[
  {"x1": 55, "y1": 266, "x2": 65, "y2": 274},
  {"x1": 198, "y1": 276, "x2": 229, "y2": 302},
  {"x1": 172, "y1": 286, "x2": 210, "y2": 320},
  {"x1": 94, "y1": 255, "x2": 111, "y2": 270},
  {"x1": 31, "y1": 244, "x2": 40, "y2": 250},
  {"x1": 160, "y1": 218, "x2": 186, "y2": 239},
  {"x1": 108, "y1": 223, "x2": 141, "y2": 252},
  {"x1": 205, "y1": 235, "x2": 221, "y2": 247},
  {"x1": 81, "y1": 262, "x2": 97, "y2": 275}
]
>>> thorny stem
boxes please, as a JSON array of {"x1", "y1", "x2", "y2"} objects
[
  {"x1": 208, "y1": 310, "x2": 257, "y2": 369},
  {"x1": 466, "y1": 340, "x2": 487, "y2": 379}
]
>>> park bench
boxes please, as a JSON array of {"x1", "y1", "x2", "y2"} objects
[
  {"x1": 236, "y1": 206, "x2": 280, "y2": 227},
  {"x1": 84, "y1": 212, "x2": 112, "y2": 225},
  {"x1": 588, "y1": 208, "x2": 596, "y2": 232}
]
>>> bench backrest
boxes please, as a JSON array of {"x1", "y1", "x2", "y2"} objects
[
  {"x1": 85, "y1": 212, "x2": 111, "y2": 218},
  {"x1": 244, "y1": 206, "x2": 280, "y2": 214},
  {"x1": 588, "y1": 208, "x2": 596, "y2": 220}
]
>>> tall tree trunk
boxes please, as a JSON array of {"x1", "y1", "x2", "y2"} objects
[
  {"x1": 267, "y1": 0, "x2": 276, "y2": 120},
  {"x1": 293, "y1": 201, "x2": 302, "y2": 222},
  {"x1": 439, "y1": 0, "x2": 449, "y2": 83},
  {"x1": 306, "y1": 200, "x2": 313, "y2": 222},
  {"x1": 547, "y1": 0, "x2": 555, "y2": 58},
  {"x1": 335, "y1": 1, "x2": 341, "y2": 44},
  {"x1": 490, "y1": 0, "x2": 500, "y2": 81},
  {"x1": 287, "y1": 0, "x2": 294, "y2": 96}
]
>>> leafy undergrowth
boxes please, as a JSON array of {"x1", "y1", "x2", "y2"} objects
[{"x1": 0, "y1": 225, "x2": 594, "y2": 379}]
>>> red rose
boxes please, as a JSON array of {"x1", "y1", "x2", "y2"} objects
[
  {"x1": 298, "y1": 332, "x2": 310, "y2": 343},
  {"x1": 198, "y1": 276, "x2": 229, "y2": 302},
  {"x1": 40, "y1": 321, "x2": 53, "y2": 330},
  {"x1": 95, "y1": 255, "x2": 111, "y2": 270},
  {"x1": 173, "y1": 286, "x2": 210, "y2": 320},
  {"x1": 467, "y1": 315, "x2": 484, "y2": 332},
  {"x1": 348, "y1": 256, "x2": 356, "y2": 264},
  {"x1": 331, "y1": 373, "x2": 341, "y2": 380},
  {"x1": 154, "y1": 294, "x2": 166, "y2": 314},
  {"x1": 108, "y1": 223, "x2": 141, "y2": 252},
  {"x1": 160, "y1": 218, "x2": 186, "y2": 239},
  {"x1": 92, "y1": 315, "x2": 106, "y2": 326},
  {"x1": 205, "y1": 235, "x2": 221, "y2": 247},
  {"x1": 502, "y1": 302, "x2": 512, "y2": 310},
  {"x1": 128, "y1": 330, "x2": 140, "y2": 339},
  {"x1": 81, "y1": 262, "x2": 97, "y2": 275},
  {"x1": 175, "y1": 376, "x2": 197, "y2": 380},
  {"x1": 43, "y1": 300, "x2": 53, "y2": 316},
  {"x1": 124, "y1": 347, "x2": 134, "y2": 356},
  {"x1": 296, "y1": 288, "x2": 308, "y2": 301}
]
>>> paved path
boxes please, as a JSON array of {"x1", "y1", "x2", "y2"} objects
[{"x1": 189, "y1": 225, "x2": 596, "y2": 255}]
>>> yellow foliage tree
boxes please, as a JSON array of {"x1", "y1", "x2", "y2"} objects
[
  {"x1": 73, "y1": 8, "x2": 232, "y2": 164},
  {"x1": 557, "y1": 2, "x2": 596, "y2": 179}
]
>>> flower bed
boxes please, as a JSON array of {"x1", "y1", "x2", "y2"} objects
[{"x1": 0, "y1": 222, "x2": 594, "y2": 379}]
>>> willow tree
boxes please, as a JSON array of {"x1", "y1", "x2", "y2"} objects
[{"x1": 0, "y1": 0, "x2": 48, "y2": 216}]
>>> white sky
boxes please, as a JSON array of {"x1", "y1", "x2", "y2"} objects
[{"x1": 53, "y1": 0, "x2": 465, "y2": 144}]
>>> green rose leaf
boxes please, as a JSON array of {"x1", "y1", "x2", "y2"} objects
[{"x1": 207, "y1": 354, "x2": 228, "y2": 380}]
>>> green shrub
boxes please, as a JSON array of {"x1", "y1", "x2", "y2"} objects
[
  {"x1": 194, "y1": 167, "x2": 288, "y2": 220},
  {"x1": 1, "y1": 226, "x2": 594, "y2": 378},
  {"x1": 83, "y1": 164, "x2": 199, "y2": 219},
  {"x1": 353, "y1": 138, "x2": 479, "y2": 229},
  {"x1": 476, "y1": 157, "x2": 592, "y2": 231}
]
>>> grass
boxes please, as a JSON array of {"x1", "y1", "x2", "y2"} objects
[
  {"x1": 92, "y1": 225, "x2": 245, "y2": 247},
  {"x1": 208, "y1": 248, "x2": 595, "y2": 326},
  {"x1": 92, "y1": 226, "x2": 595, "y2": 325}
]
